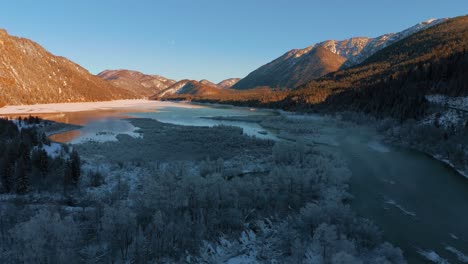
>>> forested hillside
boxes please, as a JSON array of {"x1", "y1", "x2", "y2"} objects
[
  {"x1": 283, "y1": 15, "x2": 468, "y2": 120},
  {"x1": 232, "y1": 19, "x2": 444, "y2": 90}
]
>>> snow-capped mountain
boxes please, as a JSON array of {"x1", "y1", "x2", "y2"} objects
[
  {"x1": 97, "y1": 69, "x2": 176, "y2": 97},
  {"x1": 0, "y1": 29, "x2": 137, "y2": 106},
  {"x1": 233, "y1": 18, "x2": 447, "y2": 90},
  {"x1": 338, "y1": 18, "x2": 447, "y2": 67},
  {"x1": 217, "y1": 78, "x2": 241, "y2": 88}
]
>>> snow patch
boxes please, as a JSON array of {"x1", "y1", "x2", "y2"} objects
[
  {"x1": 446, "y1": 246, "x2": 468, "y2": 263},
  {"x1": 426, "y1": 95, "x2": 468, "y2": 109},
  {"x1": 381, "y1": 178, "x2": 396, "y2": 185},
  {"x1": 11, "y1": 120, "x2": 39, "y2": 131},
  {"x1": 41, "y1": 143, "x2": 62, "y2": 158},
  {"x1": 384, "y1": 198, "x2": 417, "y2": 217},
  {"x1": 433, "y1": 154, "x2": 468, "y2": 179},
  {"x1": 417, "y1": 249, "x2": 450, "y2": 264},
  {"x1": 425, "y1": 18, "x2": 438, "y2": 24},
  {"x1": 422, "y1": 109, "x2": 463, "y2": 128},
  {"x1": 227, "y1": 255, "x2": 258, "y2": 264},
  {"x1": 367, "y1": 141, "x2": 390, "y2": 153}
]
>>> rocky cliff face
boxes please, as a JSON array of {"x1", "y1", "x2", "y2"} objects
[{"x1": 0, "y1": 29, "x2": 137, "y2": 106}]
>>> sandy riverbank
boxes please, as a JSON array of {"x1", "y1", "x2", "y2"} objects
[{"x1": 0, "y1": 99, "x2": 204, "y2": 115}]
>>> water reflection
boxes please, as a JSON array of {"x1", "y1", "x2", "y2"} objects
[
  {"x1": 49, "y1": 129, "x2": 81, "y2": 143},
  {"x1": 10, "y1": 103, "x2": 277, "y2": 143}
]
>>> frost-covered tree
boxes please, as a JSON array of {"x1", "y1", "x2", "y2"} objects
[
  {"x1": 100, "y1": 202, "x2": 137, "y2": 263},
  {"x1": 9, "y1": 209, "x2": 80, "y2": 264}
]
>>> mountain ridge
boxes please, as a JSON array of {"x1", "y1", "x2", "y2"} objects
[
  {"x1": 173, "y1": 16, "x2": 467, "y2": 121},
  {"x1": 217, "y1": 78, "x2": 241, "y2": 88},
  {"x1": 0, "y1": 29, "x2": 137, "y2": 106},
  {"x1": 283, "y1": 15, "x2": 468, "y2": 119},
  {"x1": 233, "y1": 18, "x2": 446, "y2": 90},
  {"x1": 153, "y1": 79, "x2": 226, "y2": 99},
  {"x1": 97, "y1": 69, "x2": 176, "y2": 97}
]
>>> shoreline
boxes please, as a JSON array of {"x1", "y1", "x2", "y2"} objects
[
  {"x1": 205, "y1": 110, "x2": 468, "y2": 180},
  {"x1": 3, "y1": 99, "x2": 466, "y2": 180},
  {"x1": 432, "y1": 154, "x2": 468, "y2": 179},
  {"x1": 385, "y1": 138, "x2": 468, "y2": 180},
  {"x1": 0, "y1": 99, "x2": 205, "y2": 115},
  {"x1": 43, "y1": 121, "x2": 82, "y2": 137}
]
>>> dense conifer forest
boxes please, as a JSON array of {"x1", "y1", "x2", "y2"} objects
[{"x1": 0, "y1": 117, "x2": 80, "y2": 194}]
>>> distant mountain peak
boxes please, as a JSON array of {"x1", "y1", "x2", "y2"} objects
[
  {"x1": 199, "y1": 79, "x2": 219, "y2": 87},
  {"x1": 423, "y1": 18, "x2": 439, "y2": 24},
  {"x1": 97, "y1": 69, "x2": 176, "y2": 97},
  {"x1": 153, "y1": 79, "x2": 225, "y2": 99},
  {"x1": 217, "y1": 78, "x2": 241, "y2": 88}
]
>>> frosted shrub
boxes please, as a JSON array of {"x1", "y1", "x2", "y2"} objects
[
  {"x1": 272, "y1": 141, "x2": 307, "y2": 165},
  {"x1": 199, "y1": 158, "x2": 224, "y2": 177},
  {"x1": 100, "y1": 202, "x2": 137, "y2": 262}
]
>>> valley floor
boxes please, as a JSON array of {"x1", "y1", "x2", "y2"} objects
[
  {"x1": 0, "y1": 106, "x2": 407, "y2": 263},
  {"x1": 1, "y1": 100, "x2": 467, "y2": 263}
]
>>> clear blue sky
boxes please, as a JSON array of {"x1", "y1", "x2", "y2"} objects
[{"x1": 1, "y1": 1, "x2": 466, "y2": 82}]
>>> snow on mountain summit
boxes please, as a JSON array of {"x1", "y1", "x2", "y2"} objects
[
  {"x1": 331, "y1": 18, "x2": 447, "y2": 67},
  {"x1": 280, "y1": 18, "x2": 447, "y2": 67}
]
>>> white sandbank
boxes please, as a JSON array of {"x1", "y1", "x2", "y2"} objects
[{"x1": 0, "y1": 100, "x2": 203, "y2": 115}]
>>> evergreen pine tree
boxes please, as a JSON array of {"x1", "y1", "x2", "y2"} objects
[
  {"x1": 39, "y1": 149, "x2": 49, "y2": 177},
  {"x1": 15, "y1": 159, "x2": 28, "y2": 195},
  {"x1": 63, "y1": 161, "x2": 72, "y2": 193},
  {"x1": 70, "y1": 150, "x2": 80, "y2": 185},
  {"x1": 1, "y1": 158, "x2": 14, "y2": 193}
]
